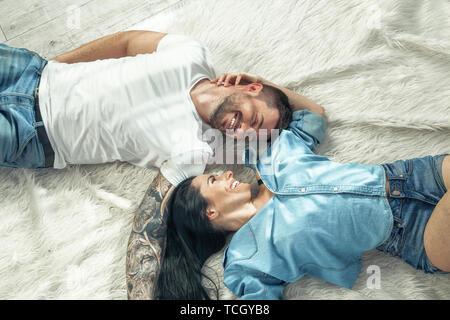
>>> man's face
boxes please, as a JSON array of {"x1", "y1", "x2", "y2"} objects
[{"x1": 209, "y1": 87, "x2": 280, "y2": 140}]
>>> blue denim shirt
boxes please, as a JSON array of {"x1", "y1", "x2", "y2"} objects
[{"x1": 222, "y1": 110, "x2": 393, "y2": 300}]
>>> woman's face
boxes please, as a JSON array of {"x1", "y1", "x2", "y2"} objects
[{"x1": 192, "y1": 171, "x2": 252, "y2": 218}]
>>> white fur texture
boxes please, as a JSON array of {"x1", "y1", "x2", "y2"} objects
[{"x1": 1, "y1": 0, "x2": 449, "y2": 299}]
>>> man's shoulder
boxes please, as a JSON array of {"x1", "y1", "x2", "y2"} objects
[{"x1": 157, "y1": 34, "x2": 207, "y2": 52}]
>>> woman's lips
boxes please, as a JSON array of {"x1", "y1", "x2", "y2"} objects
[{"x1": 230, "y1": 179, "x2": 240, "y2": 190}]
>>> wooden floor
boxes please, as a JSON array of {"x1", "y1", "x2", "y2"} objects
[{"x1": 0, "y1": 0, "x2": 182, "y2": 59}]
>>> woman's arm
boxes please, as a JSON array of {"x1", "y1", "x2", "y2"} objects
[
  {"x1": 224, "y1": 270, "x2": 285, "y2": 300},
  {"x1": 51, "y1": 30, "x2": 166, "y2": 64},
  {"x1": 125, "y1": 171, "x2": 174, "y2": 300}
]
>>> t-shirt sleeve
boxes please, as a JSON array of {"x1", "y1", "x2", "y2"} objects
[
  {"x1": 160, "y1": 150, "x2": 210, "y2": 186},
  {"x1": 156, "y1": 34, "x2": 216, "y2": 82},
  {"x1": 157, "y1": 34, "x2": 201, "y2": 52}
]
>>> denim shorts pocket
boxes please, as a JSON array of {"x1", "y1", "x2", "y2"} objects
[
  {"x1": 10, "y1": 130, "x2": 36, "y2": 162},
  {"x1": 377, "y1": 213, "x2": 407, "y2": 257},
  {"x1": 431, "y1": 154, "x2": 448, "y2": 194},
  {"x1": 392, "y1": 159, "x2": 413, "y2": 178}
]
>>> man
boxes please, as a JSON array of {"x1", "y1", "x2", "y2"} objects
[
  {"x1": 0, "y1": 30, "x2": 325, "y2": 298},
  {"x1": 2, "y1": 30, "x2": 324, "y2": 179}
]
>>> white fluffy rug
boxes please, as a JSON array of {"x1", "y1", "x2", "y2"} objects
[{"x1": 1, "y1": 0, "x2": 449, "y2": 299}]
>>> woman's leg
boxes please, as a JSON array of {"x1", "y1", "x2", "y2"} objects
[{"x1": 424, "y1": 155, "x2": 450, "y2": 271}]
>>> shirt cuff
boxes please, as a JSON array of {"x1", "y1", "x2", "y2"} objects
[{"x1": 292, "y1": 110, "x2": 327, "y2": 144}]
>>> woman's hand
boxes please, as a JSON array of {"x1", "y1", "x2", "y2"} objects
[{"x1": 210, "y1": 72, "x2": 262, "y2": 87}]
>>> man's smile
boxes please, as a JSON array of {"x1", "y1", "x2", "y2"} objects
[{"x1": 224, "y1": 112, "x2": 241, "y2": 132}]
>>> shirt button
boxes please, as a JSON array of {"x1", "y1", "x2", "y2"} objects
[
  {"x1": 392, "y1": 190, "x2": 401, "y2": 196},
  {"x1": 300, "y1": 188, "x2": 306, "y2": 192},
  {"x1": 333, "y1": 187, "x2": 338, "y2": 191}
]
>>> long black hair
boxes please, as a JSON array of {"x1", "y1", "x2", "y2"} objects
[{"x1": 155, "y1": 177, "x2": 228, "y2": 300}]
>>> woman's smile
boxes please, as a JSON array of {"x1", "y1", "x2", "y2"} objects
[{"x1": 230, "y1": 179, "x2": 240, "y2": 190}]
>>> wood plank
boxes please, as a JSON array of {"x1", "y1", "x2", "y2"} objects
[
  {"x1": 126, "y1": 3, "x2": 180, "y2": 33},
  {"x1": 1, "y1": 0, "x2": 93, "y2": 41},
  {"x1": 4, "y1": 0, "x2": 182, "y2": 59},
  {"x1": 0, "y1": 26, "x2": 6, "y2": 43}
]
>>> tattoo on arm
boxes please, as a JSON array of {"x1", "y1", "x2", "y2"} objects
[{"x1": 126, "y1": 171, "x2": 173, "y2": 300}]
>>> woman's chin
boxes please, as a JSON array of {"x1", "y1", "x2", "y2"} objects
[{"x1": 236, "y1": 182, "x2": 251, "y2": 191}]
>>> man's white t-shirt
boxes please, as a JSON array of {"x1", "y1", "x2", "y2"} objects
[{"x1": 38, "y1": 34, "x2": 216, "y2": 186}]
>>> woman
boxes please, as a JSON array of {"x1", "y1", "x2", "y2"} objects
[{"x1": 155, "y1": 108, "x2": 450, "y2": 300}]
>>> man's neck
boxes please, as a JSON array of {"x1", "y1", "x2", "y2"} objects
[{"x1": 189, "y1": 79, "x2": 227, "y2": 125}]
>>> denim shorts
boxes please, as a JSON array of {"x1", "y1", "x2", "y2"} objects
[
  {"x1": 377, "y1": 154, "x2": 449, "y2": 274},
  {"x1": 0, "y1": 43, "x2": 48, "y2": 168}
]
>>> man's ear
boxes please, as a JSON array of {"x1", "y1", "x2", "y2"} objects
[
  {"x1": 241, "y1": 83, "x2": 263, "y2": 95},
  {"x1": 206, "y1": 208, "x2": 219, "y2": 221}
]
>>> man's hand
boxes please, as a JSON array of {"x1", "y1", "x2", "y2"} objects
[
  {"x1": 210, "y1": 72, "x2": 261, "y2": 87},
  {"x1": 126, "y1": 171, "x2": 173, "y2": 300}
]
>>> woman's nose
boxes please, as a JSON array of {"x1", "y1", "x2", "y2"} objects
[{"x1": 223, "y1": 171, "x2": 233, "y2": 180}]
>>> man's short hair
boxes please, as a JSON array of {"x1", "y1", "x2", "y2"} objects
[{"x1": 262, "y1": 83, "x2": 292, "y2": 131}]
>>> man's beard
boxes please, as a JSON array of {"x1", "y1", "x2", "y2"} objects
[{"x1": 209, "y1": 96, "x2": 235, "y2": 131}]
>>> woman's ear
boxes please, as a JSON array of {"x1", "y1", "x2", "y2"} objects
[{"x1": 206, "y1": 208, "x2": 218, "y2": 221}]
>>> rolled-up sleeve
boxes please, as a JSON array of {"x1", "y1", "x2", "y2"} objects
[
  {"x1": 224, "y1": 271, "x2": 286, "y2": 300},
  {"x1": 287, "y1": 110, "x2": 327, "y2": 152}
]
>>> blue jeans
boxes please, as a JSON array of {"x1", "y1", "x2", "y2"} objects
[
  {"x1": 377, "y1": 154, "x2": 449, "y2": 274},
  {"x1": 0, "y1": 43, "x2": 48, "y2": 168}
]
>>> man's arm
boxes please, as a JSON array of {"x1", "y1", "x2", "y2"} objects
[
  {"x1": 260, "y1": 78, "x2": 326, "y2": 118},
  {"x1": 51, "y1": 30, "x2": 166, "y2": 64},
  {"x1": 212, "y1": 72, "x2": 326, "y2": 118},
  {"x1": 126, "y1": 171, "x2": 174, "y2": 300}
]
